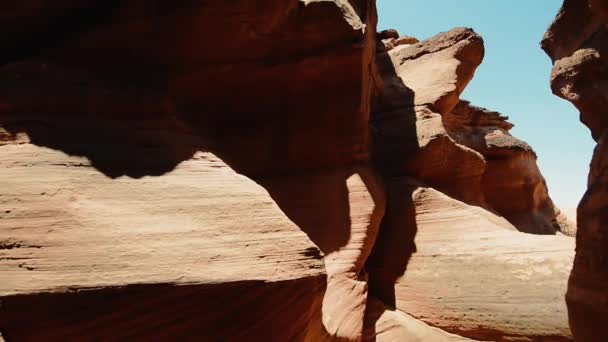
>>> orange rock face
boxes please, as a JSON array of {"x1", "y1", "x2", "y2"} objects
[
  {"x1": 0, "y1": 1, "x2": 580, "y2": 341},
  {"x1": 367, "y1": 28, "x2": 575, "y2": 341},
  {"x1": 393, "y1": 184, "x2": 574, "y2": 341},
  {"x1": 0, "y1": 1, "x2": 381, "y2": 340},
  {"x1": 372, "y1": 27, "x2": 572, "y2": 235},
  {"x1": 543, "y1": 1, "x2": 608, "y2": 340}
]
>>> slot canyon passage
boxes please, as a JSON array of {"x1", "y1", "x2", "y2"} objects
[{"x1": 0, "y1": 1, "x2": 605, "y2": 341}]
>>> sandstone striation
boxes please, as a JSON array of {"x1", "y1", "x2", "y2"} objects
[
  {"x1": 363, "y1": 297, "x2": 473, "y2": 341},
  {"x1": 0, "y1": 1, "x2": 384, "y2": 340},
  {"x1": 0, "y1": 1, "x2": 583, "y2": 341},
  {"x1": 365, "y1": 28, "x2": 576, "y2": 341},
  {"x1": 543, "y1": 0, "x2": 608, "y2": 340},
  {"x1": 0, "y1": 144, "x2": 327, "y2": 340},
  {"x1": 372, "y1": 27, "x2": 572, "y2": 235},
  {"x1": 447, "y1": 100, "x2": 575, "y2": 235},
  {"x1": 394, "y1": 184, "x2": 574, "y2": 341}
]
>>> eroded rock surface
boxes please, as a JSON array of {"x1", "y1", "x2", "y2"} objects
[
  {"x1": 365, "y1": 28, "x2": 576, "y2": 341},
  {"x1": 0, "y1": 144, "x2": 326, "y2": 340},
  {"x1": 372, "y1": 28, "x2": 572, "y2": 235},
  {"x1": 543, "y1": 1, "x2": 608, "y2": 340},
  {"x1": 0, "y1": 1, "x2": 582, "y2": 341},
  {"x1": 363, "y1": 297, "x2": 473, "y2": 342},
  {"x1": 0, "y1": 1, "x2": 383, "y2": 340},
  {"x1": 447, "y1": 100, "x2": 574, "y2": 235},
  {"x1": 395, "y1": 185, "x2": 574, "y2": 341}
]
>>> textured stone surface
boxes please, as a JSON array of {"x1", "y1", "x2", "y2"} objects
[
  {"x1": 364, "y1": 26, "x2": 577, "y2": 340},
  {"x1": 258, "y1": 168, "x2": 385, "y2": 340},
  {"x1": 0, "y1": 145, "x2": 326, "y2": 340},
  {"x1": 364, "y1": 297, "x2": 474, "y2": 341},
  {"x1": 0, "y1": 1, "x2": 384, "y2": 340},
  {"x1": 383, "y1": 28, "x2": 484, "y2": 115},
  {"x1": 447, "y1": 101, "x2": 574, "y2": 235},
  {"x1": 394, "y1": 35, "x2": 420, "y2": 47},
  {"x1": 371, "y1": 28, "x2": 486, "y2": 187},
  {"x1": 401, "y1": 107, "x2": 488, "y2": 206},
  {"x1": 1, "y1": 0, "x2": 380, "y2": 177},
  {"x1": 543, "y1": 1, "x2": 608, "y2": 340},
  {"x1": 0, "y1": 1, "x2": 586, "y2": 340},
  {"x1": 391, "y1": 184, "x2": 574, "y2": 341},
  {"x1": 372, "y1": 28, "x2": 570, "y2": 235}
]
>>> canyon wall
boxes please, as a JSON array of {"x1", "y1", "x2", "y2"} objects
[
  {"x1": 372, "y1": 27, "x2": 573, "y2": 236},
  {"x1": 0, "y1": 1, "x2": 380, "y2": 340},
  {"x1": 543, "y1": 0, "x2": 608, "y2": 340},
  {"x1": 0, "y1": 1, "x2": 578, "y2": 341},
  {"x1": 367, "y1": 27, "x2": 574, "y2": 341}
]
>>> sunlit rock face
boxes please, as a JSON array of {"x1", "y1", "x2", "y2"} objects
[
  {"x1": 366, "y1": 27, "x2": 574, "y2": 341},
  {"x1": 543, "y1": 0, "x2": 608, "y2": 340},
  {"x1": 0, "y1": 1, "x2": 382, "y2": 340},
  {"x1": 0, "y1": 1, "x2": 578, "y2": 341},
  {"x1": 372, "y1": 27, "x2": 572, "y2": 236}
]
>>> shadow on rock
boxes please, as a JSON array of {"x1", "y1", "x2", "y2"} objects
[{"x1": 0, "y1": 62, "x2": 199, "y2": 179}]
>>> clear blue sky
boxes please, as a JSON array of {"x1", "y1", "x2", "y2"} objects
[{"x1": 377, "y1": 0, "x2": 594, "y2": 209}]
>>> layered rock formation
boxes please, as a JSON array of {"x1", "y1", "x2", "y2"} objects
[
  {"x1": 0, "y1": 1, "x2": 579, "y2": 341},
  {"x1": 543, "y1": 0, "x2": 608, "y2": 340},
  {"x1": 371, "y1": 27, "x2": 572, "y2": 235},
  {"x1": 391, "y1": 184, "x2": 574, "y2": 341},
  {"x1": 0, "y1": 1, "x2": 382, "y2": 340},
  {"x1": 0, "y1": 149, "x2": 327, "y2": 340},
  {"x1": 367, "y1": 28, "x2": 575, "y2": 341}
]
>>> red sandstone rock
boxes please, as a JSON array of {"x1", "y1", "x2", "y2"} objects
[
  {"x1": 258, "y1": 167, "x2": 385, "y2": 340},
  {"x1": 0, "y1": 1, "x2": 584, "y2": 341},
  {"x1": 447, "y1": 101, "x2": 575, "y2": 235},
  {"x1": 0, "y1": 145, "x2": 326, "y2": 340},
  {"x1": 393, "y1": 184, "x2": 575, "y2": 341},
  {"x1": 364, "y1": 297, "x2": 473, "y2": 341},
  {"x1": 1, "y1": 0, "x2": 380, "y2": 177},
  {"x1": 378, "y1": 29, "x2": 400, "y2": 40},
  {"x1": 371, "y1": 28, "x2": 486, "y2": 188},
  {"x1": 372, "y1": 28, "x2": 570, "y2": 235},
  {"x1": 384, "y1": 28, "x2": 484, "y2": 114},
  {"x1": 394, "y1": 35, "x2": 420, "y2": 47},
  {"x1": 401, "y1": 107, "x2": 488, "y2": 206},
  {"x1": 0, "y1": 1, "x2": 384, "y2": 340},
  {"x1": 365, "y1": 26, "x2": 575, "y2": 339},
  {"x1": 543, "y1": 1, "x2": 608, "y2": 340}
]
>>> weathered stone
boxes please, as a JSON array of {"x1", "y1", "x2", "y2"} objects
[
  {"x1": 364, "y1": 297, "x2": 474, "y2": 341},
  {"x1": 378, "y1": 29, "x2": 400, "y2": 40},
  {"x1": 543, "y1": 1, "x2": 608, "y2": 339},
  {"x1": 0, "y1": 1, "x2": 383, "y2": 340},
  {"x1": 372, "y1": 28, "x2": 570, "y2": 235},
  {"x1": 394, "y1": 35, "x2": 420, "y2": 47},
  {"x1": 390, "y1": 185, "x2": 574, "y2": 341}
]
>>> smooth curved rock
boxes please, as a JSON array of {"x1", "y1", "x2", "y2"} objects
[
  {"x1": 566, "y1": 132, "x2": 608, "y2": 342},
  {"x1": 385, "y1": 28, "x2": 484, "y2": 115},
  {"x1": 0, "y1": 1, "x2": 381, "y2": 340},
  {"x1": 372, "y1": 28, "x2": 570, "y2": 235},
  {"x1": 371, "y1": 28, "x2": 487, "y2": 202},
  {"x1": 543, "y1": 1, "x2": 608, "y2": 340},
  {"x1": 403, "y1": 107, "x2": 488, "y2": 206},
  {"x1": 1, "y1": 0, "x2": 380, "y2": 177},
  {"x1": 364, "y1": 297, "x2": 474, "y2": 341},
  {"x1": 392, "y1": 185, "x2": 574, "y2": 341},
  {"x1": 0, "y1": 144, "x2": 326, "y2": 340},
  {"x1": 258, "y1": 167, "x2": 386, "y2": 340},
  {"x1": 0, "y1": 1, "x2": 587, "y2": 340}
]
